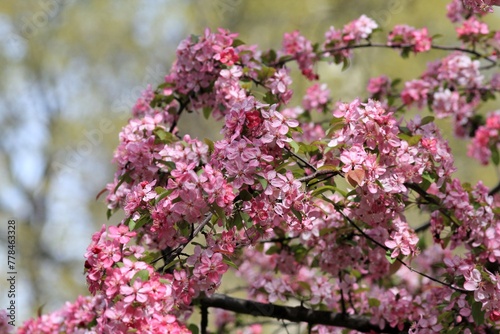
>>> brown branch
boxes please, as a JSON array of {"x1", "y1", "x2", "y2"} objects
[
  {"x1": 414, "y1": 221, "x2": 431, "y2": 233},
  {"x1": 489, "y1": 182, "x2": 500, "y2": 197},
  {"x1": 297, "y1": 169, "x2": 340, "y2": 183},
  {"x1": 199, "y1": 293, "x2": 409, "y2": 333},
  {"x1": 285, "y1": 147, "x2": 317, "y2": 171},
  {"x1": 201, "y1": 303, "x2": 208, "y2": 334}
]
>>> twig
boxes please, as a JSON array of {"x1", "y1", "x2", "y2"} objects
[
  {"x1": 337, "y1": 208, "x2": 467, "y2": 293},
  {"x1": 155, "y1": 213, "x2": 213, "y2": 270},
  {"x1": 414, "y1": 221, "x2": 431, "y2": 233},
  {"x1": 489, "y1": 182, "x2": 500, "y2": 197},
  {"x1": 297, "y1": 170, "x2": 340, "y2": 183},
  {"x1": 296, "y1": 42, "x2": 496, "y2": 67},
  {"x1": 285, "y1": 147, "x2": 317, "y2": 171}
]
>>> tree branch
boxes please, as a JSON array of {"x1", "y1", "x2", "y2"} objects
[
  {"x1": 199, "y1": 293, "x2": 409, "y2": 334},
  {"x1": 297, "y1": 169, "x2": 340, "y2": 183},
  {"x1": 489, "y1": 182, "x2": 500, "y2": 197},
  {"x1": 285, "y1": 147, "x2": 317, "y2": 171}
]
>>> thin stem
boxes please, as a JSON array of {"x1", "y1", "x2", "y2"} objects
[
  {"x1": 297, "y1": 170, "x2": 340, "y2": 183},
  {"x1": 285, "y1": 147, "x2": 317, "y2": 171},
  {"x1": 339, "y1": 272, "x2": 346, "y2": 316},
  {"x1": 156, "y1": 213, "x2": 213, "y2": 271},
  {"x1": 337, "y1": 208, "x2": 467, "y2": 293},
  {"x1": 414, "y1": 221, "x2": 431, "y2": 233},
  {"x1": 322, "y1": 42, "x2": 496, "y2": 66},
  {"x1": 489, "y1": 182, "x2": 500, "y2": 196}
]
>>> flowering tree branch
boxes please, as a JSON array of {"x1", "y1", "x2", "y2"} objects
[{"x1": 9, "y1": 1, "x2": 500, "y2": 333}]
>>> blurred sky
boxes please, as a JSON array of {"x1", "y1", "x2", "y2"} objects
[{"x1": 0, "y1": 0, "x2": 499, "y2": 326}]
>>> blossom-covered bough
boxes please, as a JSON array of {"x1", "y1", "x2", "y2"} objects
[{"x1": 6, "y1": 0, "x2": 500, "y2": 333}]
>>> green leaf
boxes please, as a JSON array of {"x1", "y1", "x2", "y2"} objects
[
  {"x1": 163, "y1": 258, "x2": 180, "y2": 271},
  {"x1": 129, "y1": 215, "x2": 150, "y2": 231},
  {"x1": 289, "y1": 140, "x2": 300, "y2": 153},
  {"x1": 140, "y1": 251, "x2": 158, "y2": 264},
  {"x1": 114, "y1": 171, "x2": 132, "y2": 193},
  {"x1": 222, "y1": 255, "x2": 239, "y2": 269},
  {"x1": 239, "y1": 189, "x2": 253, "y2": 201},
  {"x1": 155, "y1": 188, "x2": 173, "y2": 205},
  {"x1": 297, "y1": 281, "x2": 311, "y2": 292},
  {"x1": 160, "y1": 160, "x2": 176, "y2": 171},
  {"x1": 190, "y1": 34, "x2": 199, "y2": 43},
  {"x1": 204, "y1": 138, "x2": 214, "y2": 154},
  {"x1": 203, "y1": 107, "x2": 212, "y2": 120},
  {"x1": 263, "y1": 91, "x2": 279, "y2": 104},
  {"x1": 420, "y1": 116, "x2": 435, "y2": 126},
  {"x1": 341, "y1": 57, "x2": 350, "y2": 71},
  {"x1": 37, "y1": 303, "x2": 46, "y2": 317},
  {"x1": 368, "y1": 298, "x2": 380, "y2": 307},
  {"x1": 291, "y1": 208, "x2": 303, "y2": 222},
  {"x1": 391, "y1": 78, "x2": 401, "y2": 88},
  {"x1": 188, "y1": 324, "x2": 199, "y2": 334},
  {"x1": 256, "y1": 175, "x2": 268, "y2": 190},
  {"x1": 385, "y1": 250, "x2": 397, "y2": 264},
  {"x1": 257, "y1": 66, "x2": 276, "y2": 81},
  {"x1": 131, "y1": 269, "x2": 150, "y2": 284},
  {"x1": 153, "y1": 127, "x2": 176, "y2": 144},
  {"x1": 311, "y1": 185, "x2": 337, "y2": 197},
  {"x1": 471, "y1": 301, "x2": 484, "y2": 326},
  {"x1": 232, "y1": 39, "x2": 245, "y2": 47},
  {"x1": 212, "y1": 204, "x2": 227, "y2": 224},
  {"x1": 491, "y1": 145, "x2": 499, "y2": 166},
  {"x1": 398, "y1": 133, "x2": 422, "y2": 146},
  {"x1": 317, "y1": 164, "x2": 338, "y2": 172},
  {"x1": 292, "y1": 244, "x2": 308, "y2": 261},
  {"x1": 266, "y1": 245, "x2": 280, "y2": 255},
  {"x1": 447, "y1": 327, "x2": 461, "y2": 334}
]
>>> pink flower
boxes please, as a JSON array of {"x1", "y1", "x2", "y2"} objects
[
  {"x1": 108, "y1": 225, "x2": 136, "y2": 244},
  {"x1": 302, "y1": 83, "x2": 330, "y2": 111},
  {"x1": 282, "y1": 31, "x2": 318, "y2": 80},
  {"x1": 456, "y1": 17, "x2": 489, "y2": 42},
  {"x1": 367, "y1": 75, "x2": 391, "y2": 98},
  {"x1": 342, "y1": 15, "x2": 378, "y2": 42},
  {"x1": 120, "y1": 279, "x2": 152, "y2": 304},
  {"x1": 388, "y1": 25, "x2": 432, "y2": 54},
  {"x1": 462, "y1": 0, "x2": 500, "y2": 12}
]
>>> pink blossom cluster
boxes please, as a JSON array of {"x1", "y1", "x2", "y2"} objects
[
  {"x1": 282, "y1": 31, "x2": 318, "y2": 80},
  {"x1": 387, "y1": 25, "x2": 432, "y2": 54},
  {"x1": 456, "y1": 16, "x2": 490, "y2": 43},
  {"x1": 17, "y1": 296, "x2": 104, "y2": 333},
  {"x1": 323, "y1": 15, "x2": 378, "y2": 63},
  {"x1": 401, "y1": 52, "x2": 485, "y2": 136},
  {"x1": 302, "y1": 83, "x2": 331, "y2": 111},
  {"x1": 447, "y1": 0, "x2": 475, "y2": 22},
  {"x1": 462, "y1": 0, "x2": 500, "y2": 13},
  {"x1": 469, "y1": 111, "x2": 500, "y2": 165},
  {"x1": 366, "y1": 75, "x2": 392, "y2": 101},
  {"x1": 163, "y1": 28, "x2": 242, "y2": 115},
  {"x1": 444, "y1": 255, "x2": 500, "y2": 322}
]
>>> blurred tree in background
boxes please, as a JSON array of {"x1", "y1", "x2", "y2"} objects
[{"x1": 0, "y1": 0, "x2": 498, "y2": 324}]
